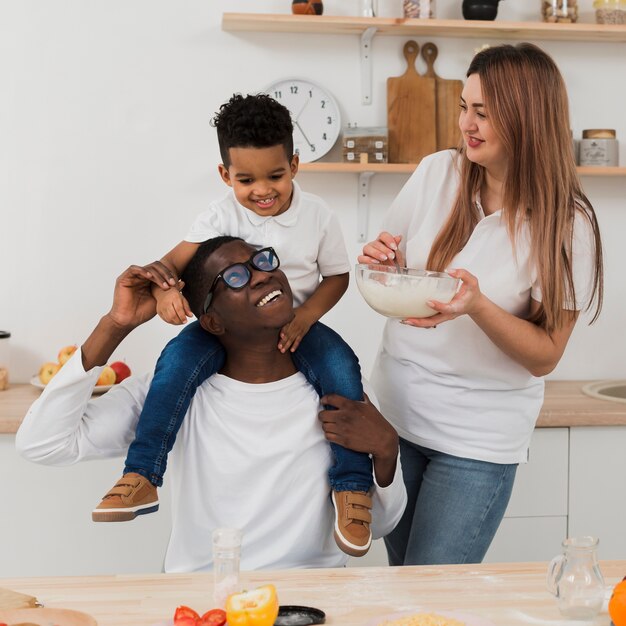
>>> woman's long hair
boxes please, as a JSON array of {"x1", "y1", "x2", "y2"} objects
[{"x1": 426, "y1": 43, "x2": 603, "y2": 333}]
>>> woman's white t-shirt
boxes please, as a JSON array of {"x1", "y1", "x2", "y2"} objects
[{"x1": 371, "y1": 150, "x2": 596, "y2": 464}]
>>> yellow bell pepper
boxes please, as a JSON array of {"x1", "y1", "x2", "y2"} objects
[{"x1": 225, "y1": 584, "x2": 279, "y2": 626}]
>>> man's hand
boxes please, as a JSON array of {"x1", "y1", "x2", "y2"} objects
[
  {"x1": 81, "y1": 264, "x2": 168, "y2": 371},
  {"x1": 278, "y1": 307, "x2": 316, "y2": 353},
  {"x1": 107, "y1": 265, "x2": 165, "y2": 331},
  {"x1": 318, "y1": 393, "x2": 399, "y2": 487}
]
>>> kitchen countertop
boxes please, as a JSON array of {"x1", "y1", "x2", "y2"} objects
[
  {"x1": 1, "y1": 561, "x2": 624, "y2": 625},
  {"x1": 1, "y1": 380, "x2": 626, "y2": 434}
]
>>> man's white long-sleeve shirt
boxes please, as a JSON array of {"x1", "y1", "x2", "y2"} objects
[{"x1": 16, "y1": 351, "x2": 406, "y2": 572}]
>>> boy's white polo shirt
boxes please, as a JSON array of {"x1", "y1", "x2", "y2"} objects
[
  {"x1": 371, "y1": 150, "x2": 596, "y2": 464},
  {"x1": 185, "y1": 182, "x2": 350, "y2": 307}
]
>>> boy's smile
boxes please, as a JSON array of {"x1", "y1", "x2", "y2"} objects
[{"x1": 218, "y1": 144, "x2": 299, "y2": 218}]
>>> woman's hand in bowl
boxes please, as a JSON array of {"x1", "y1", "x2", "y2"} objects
[
  {"x1": 359, "y1": 232, "x2": 404, "y2": 266},
  {"x1": 402, "y1": 268, "x2": 483, "y2": 328}
]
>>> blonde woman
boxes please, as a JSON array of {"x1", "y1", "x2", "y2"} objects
[{"x1": 359, "y1": 43, "x2": 603, "y2": 565}]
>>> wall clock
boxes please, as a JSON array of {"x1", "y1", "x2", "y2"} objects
[{"x1": 265, "y1": 78, "x2": 341, "y2": 163}]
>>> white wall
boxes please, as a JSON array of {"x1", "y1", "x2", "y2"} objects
[{"x1": 1, "y1": 0, "x2": 625, "y2": 576}]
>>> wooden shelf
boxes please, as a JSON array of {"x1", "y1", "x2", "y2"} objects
[
  {"x1": 222, "y1": 13, "x2": 626, "y2": 43},
  {"x1": 299, "y1": 163, "x2": 626, "y2": 176}
]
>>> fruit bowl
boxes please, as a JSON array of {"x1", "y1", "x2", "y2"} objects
[{"x1": 355, "y1": 263, "x2": 460, "y2": 319}]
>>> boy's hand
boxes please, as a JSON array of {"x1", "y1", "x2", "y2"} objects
[
  {"x1": 278, "y1": 308, "x2": 315, "y2": 353},
  {"x1": 155, "y1": 286, "x2": 193, "y2": 325}
]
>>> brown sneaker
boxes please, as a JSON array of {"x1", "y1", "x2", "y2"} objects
[
  {"x1": 92, "y1": 473, "x2": 158, "y2": 522},
  {"x1": 331, "y1": 489, "x2": 372, "y2": 557}
]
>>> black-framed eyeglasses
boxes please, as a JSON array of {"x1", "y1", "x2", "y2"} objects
[{"x1": 202, "y1": 247, "x2": 280, "y2": 313}]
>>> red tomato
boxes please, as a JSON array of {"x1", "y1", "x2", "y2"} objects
[
  {"x1": 174, "y1": 605, "x2": 200, "y2": 626},
  {"x1": 198, "y1": 608, "x2": 227, "y2": 626}
]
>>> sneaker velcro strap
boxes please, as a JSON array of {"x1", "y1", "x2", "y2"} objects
[
  {"x1": 346, "y1": 493, "x2": 372, "y2": 508},
  {"x1": 348, "y1": 508, "x2": 372, "y2": 524},
  {"x1": 105, "y1": 485, "x2": 134, "y2": 498}
]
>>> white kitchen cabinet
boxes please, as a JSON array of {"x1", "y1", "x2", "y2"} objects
[
  {"x1": 568, "y1": 426, "x2": 626, "y2": 561},
  {"x1": 485, "y1": 516, "x2": 567, "y2": 563},
  {"x1": 0, "y1": 437, "x2": 172, "y2": 577},
  {"x1": 502, "y1": 428, "x2": 569, "y2": 519},
  {"x1": 479, "y1": 428, "x2": 569, "y2": 563}
]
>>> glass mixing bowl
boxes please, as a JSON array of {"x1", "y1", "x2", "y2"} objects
[{"x1": 355, "y1": 263, "x2": 460, "y2": 319}]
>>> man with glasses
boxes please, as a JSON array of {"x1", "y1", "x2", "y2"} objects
[{"x1": 17, "y1": 237, "x2": 406, "y2": 572}]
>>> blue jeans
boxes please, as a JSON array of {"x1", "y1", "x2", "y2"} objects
[
  {"x1": 385, "y1": 438, "x2": 517, "y2": 565},
  {"x1": 124, "y1": 320, "x2": 373, "y2": 492}
]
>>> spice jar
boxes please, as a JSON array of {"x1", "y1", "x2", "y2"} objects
[
  {"x1": 403, "y1": 0, "x2": 435, "y2": 18},
  {"x1": 593, "y1": 0, "x2": 626, "y2": 23},
  {"x1": 579, "y1": 129, "x2": 619, "y2": 167},
  {"x1": 542, "y1": 0, "x2": 579, "y2": 23}
]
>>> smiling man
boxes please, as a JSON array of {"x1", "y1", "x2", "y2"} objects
[{"x1": 16, "y1": 236, "x2": 406, "y2": 572}]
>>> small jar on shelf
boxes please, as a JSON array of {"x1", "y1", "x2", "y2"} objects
[
  {"x1": 593, "y1": 0, "x2": 626, "y2": 23},
  {"x1": 541, "y1": 0, "x2": 578, "y2": 23},
  {"x1": 403, "y1": 0, "x2": 435, "y2": 19},
  {"x1": 578, "y1": 129, "x2": 619, "y2": 167}
]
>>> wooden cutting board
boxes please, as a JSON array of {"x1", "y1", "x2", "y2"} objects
[
  {"x1": 0, "y1": 586, "x2": 39, "y2": 610},
  {"x1": 387, "y1": 40, "x2": 437, "y2": 164},
  {"x1": 421, "y1": 42, "x2": 464, "y2": 151}
]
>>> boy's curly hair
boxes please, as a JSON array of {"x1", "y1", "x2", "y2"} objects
[{"x1": 211, "y1": 94, "x2": 294, "y2": 168}]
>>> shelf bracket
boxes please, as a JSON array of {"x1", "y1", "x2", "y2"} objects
[
  {"x1": 357, "y1": 171, "x2": 375, "y2": 242},
  {"x1": 360, "y1": 27, "x2": 377, "y2": 106}
]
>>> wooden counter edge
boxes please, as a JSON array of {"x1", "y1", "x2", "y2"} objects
[{"x1": 2, "y1": 380, "x2": 626, "y2": 434}]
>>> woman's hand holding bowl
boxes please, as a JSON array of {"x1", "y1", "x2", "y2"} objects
[{"x1": 401, "y1": 268, "x2": 483, "y2": 328}]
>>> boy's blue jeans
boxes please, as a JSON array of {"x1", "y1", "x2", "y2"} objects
[{"x1": 124, "y1": 320, "x2": 373, "y2": 492}]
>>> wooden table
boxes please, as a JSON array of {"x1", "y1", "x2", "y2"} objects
[{"x1": 1, "y1": 561, "x2": 625, "y2": 625}]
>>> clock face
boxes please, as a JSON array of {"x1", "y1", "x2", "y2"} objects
[{"x1": 265, "y1": 78, "x2": 341, "y2": 163}]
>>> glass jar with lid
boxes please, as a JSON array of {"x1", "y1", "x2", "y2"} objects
[
  {"x1": 593, "y1": 0, "x2": 626, "y2": 23},
  {"x1": 403, "y1": 0, "x2": 435, "y2": 18},
  {"x1": 541, "y1": 0, "x2": 579, "y2": 23}
]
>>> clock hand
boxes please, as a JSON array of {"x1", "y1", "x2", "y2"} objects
[
  {"x1": 294, "y1": 120, "x2": 314, "y2": 150},
  {"x1": 294, "y1": 97, "x2": 310, "y2": 122}
]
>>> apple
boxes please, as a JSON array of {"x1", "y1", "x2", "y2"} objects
[
  {"x1": 96, "y1": 366, "x2": 116, "y2": 386},
  {"x1": 58, "y1": 345, "x2": 78, "y2": 366},
  {"x1": 39, "y1": 362, "x2": 61, "y2": 385},
  {"x1": 109, "y1": 361, "x2": 131, "y2": 384}
]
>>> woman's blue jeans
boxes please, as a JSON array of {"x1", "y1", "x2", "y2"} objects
[
  {"x1": 384, "y1": 438, "x2": 517, "y2": 565},
  {"x1": 124, "y1": 320, "x2": 373, "y2": 492}
]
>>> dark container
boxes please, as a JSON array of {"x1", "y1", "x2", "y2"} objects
[{"x1": 462, "y1": 0, "x2": 502, "y2": 20}]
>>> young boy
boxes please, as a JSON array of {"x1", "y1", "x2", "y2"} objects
[{"x1": 93, "y1": 94, "x2": 374, "y2": 556}]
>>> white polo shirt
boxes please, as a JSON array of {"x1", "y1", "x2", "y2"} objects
[
  {"x1": 185, "y1": 182, "x2": 350, "y2": 308},
  {"x1": 371, "y1": 150, "x2": 596, "y2": 464}
]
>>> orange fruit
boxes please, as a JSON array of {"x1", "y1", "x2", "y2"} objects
[{"x1": 609, "y1": 577, "x2": 626, "y2": 626}]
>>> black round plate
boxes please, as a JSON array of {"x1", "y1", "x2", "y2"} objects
[{"x1": 274, "y1": 605, "x2": 326, "y2": 625}]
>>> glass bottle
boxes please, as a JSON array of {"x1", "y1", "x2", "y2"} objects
[
  {"x1": 212, "y1": 527, "x2": 243, "y2": 607},
  {"x1": 360, "y1": 0, "x2": 378, "y2": 17},
  {"x1": 541, "y1": 0, "x2": 579, "y2": 23},
  {"x1": 547, "y1": 536, "x2": 606, "y2": 619}
]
